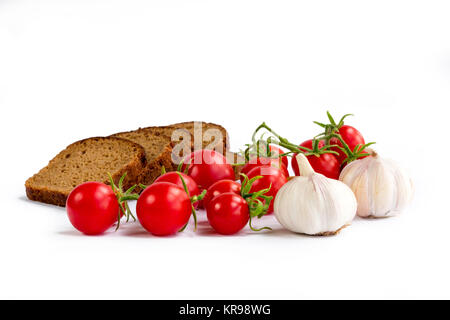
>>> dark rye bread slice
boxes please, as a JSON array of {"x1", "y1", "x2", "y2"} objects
[
  {"x1": 111, "y1": 128, "x2": 178, "y2": 186},
  {"x1": 25, "y1": 137, "x2": 146, "y2": 207},
  {"x1": 112, "y1": 122, "x2": 237, "y2": 183},
  {"x1": 151, "y1": 122, "x2": 230, "y2": 168},
  {"x1": 165, "y1": 122, "x2": 243, "y2": 177},
  {"x1": 111, "y1": 122, "x2": 228, "y2": 184}
]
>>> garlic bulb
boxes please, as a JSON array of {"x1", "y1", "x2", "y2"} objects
[
  {"x1": 274, "y1": 153, "x2": 357, "y2": 235},
  {"x1": 339, "y1": 149, "x2": 413, "y2": 218}
]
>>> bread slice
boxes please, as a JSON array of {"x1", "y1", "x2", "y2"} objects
[
  {"x1": 111, "y1": 129, "x2": 179, "y2": 186},
  {"x1": 25, "y1": 137, "x2": 146, "y2": 207},
  {"x1": 111, "y1": 121, "x2": 229, "y2": 185}
]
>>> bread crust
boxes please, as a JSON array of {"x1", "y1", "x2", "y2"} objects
[
  {"x1": 25, "y1": 137, "x2": 147, "y2": 207},
  {"x1": 110, "y1": 128, "x2": 185, "y2": 188},
  {"x1": 25, "y1": 186, "x2": 69, "y2": 207},
  {"x1": 140, "y1": 142, "x2": 175, "y2": 186}
]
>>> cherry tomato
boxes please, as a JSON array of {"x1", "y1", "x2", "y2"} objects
[
  {"x1": 329, "y1": 125, "x2": 366, "y2": 163},
  {"x1": 244, "y1": 166, "x2": 287, "y2": 213},
  {"x1": 186, "y1": 150, "x2": 235, "y2": 190},
  {"x1": 66, "y1": 182, "x2": 119, "y2": 235},
  {"x1": 203, "y1": 179, "x2": 241, "y2": 208},
  {"x1": 206, "y1": 193, "x2": 249, "y2": 235},
  {"x1": 291, "y1": 139, "x2": 340, "y2": 179},
  {"x1": 136, "y1": 182, "x2": 192, "y2": 236},
  {"x1": 154, "y1": 171, "x2": 200, "y2": 208},
  {"x1": 241, "y1": 157, "x2": 289, "y2": 178}
]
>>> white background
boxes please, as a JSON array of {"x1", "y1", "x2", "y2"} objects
[{"x1": 1, "y1": 0, "x2": 449, "y2": 299}]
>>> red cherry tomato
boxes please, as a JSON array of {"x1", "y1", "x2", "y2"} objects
[
  {"x1": 66, "y1": 182, "x2": 120, "y2": 235},
  {"x1": 203, "y1": 179, "x2": 241, "y2": 208},
  {"x1": 241, "y1": 157, "x2": 289, "y2": 178},
  {"x1": 206, "y1": 193, "x2": 249, "y2": 235},
  {"x1": 291, "y1": 139, "x2": 340, "y2": 180},
  {"x1": 154, "y1": 171, "x2": 200, "y2": 208},
  {"x1": 186, "y1": 150, "x2": 235, "y2": 190},
  {"x1": 329, "y1": 125, "x2": 366, "y2": 163},
  {"x1": 244, "y1": 166, "x2": 287, "y2": 213},
  {"x1": 136, "y1": 182, "x2": 192, "y2": 236}
]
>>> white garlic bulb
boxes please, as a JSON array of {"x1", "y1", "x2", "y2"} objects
[
  {"x1": 274, "y1": 153, "x2": 357, "y2": 235},
  {"x1": 339, "y1": 149, "x2": 413, "y2": 218}
]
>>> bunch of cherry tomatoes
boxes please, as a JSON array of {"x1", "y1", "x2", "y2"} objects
[
  {"x1": 66, "y1": 149, "x2": 285, "y2": 236},
  {"x1": 66, "y1": 111, "x2": 372, "y2": 237}
]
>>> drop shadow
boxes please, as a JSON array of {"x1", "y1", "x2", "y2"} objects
[
  {"x1": 57, "y1": 230, "x2": 108, "y2": 237},
  {"x1": 18, "y1": 195, "x2": 65, "y2": 212},
  {"x1": 195, "y1": 225, "x2": 222, "y2": 237},
  {"x1": 260, "y1": 226, "x2": 350, "y2": 239},
  {"x1": 261, "y1": 227, "x2": 299, "y2": 238},
  {"x1": 119, "y1": 222, "x2": 178, "y2": 239}
]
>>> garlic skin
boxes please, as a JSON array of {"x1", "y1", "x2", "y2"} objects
[
  {"x1": 339, "y1": 150, "x2": 413, "y2": 218},
  {"x1": 274, "y1": 154, "x2": 357, "y2": 235}
]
